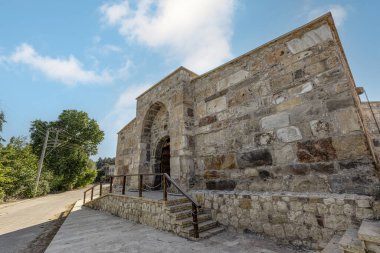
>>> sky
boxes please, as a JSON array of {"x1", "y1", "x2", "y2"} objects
[{"x1": 0, "y1": 0, "x2": 379, "y2": 159}]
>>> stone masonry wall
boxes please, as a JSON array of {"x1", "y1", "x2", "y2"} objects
[
  {"x1": 116, "y1": 119, "x2": 137, "y2": 178},
  {"x1": 84, "y1": 194, "x2": 184, "y2": 234},
  {"x1": 192, "y1": 190, "x2": 380, "y2": 250},
  {"x1": 361, "y1": 102, "x2": 380, "y2": 163},
  {"x1": 133, "y1": 68, "x2": 197, "y2": 189},
  {"x1": 191, "y1": 17, "x2": 379, "y2": 196}
]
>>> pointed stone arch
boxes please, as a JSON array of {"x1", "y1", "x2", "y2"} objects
[{"x1": 140, "y1": 101, "x2": 170, "y2": 174}]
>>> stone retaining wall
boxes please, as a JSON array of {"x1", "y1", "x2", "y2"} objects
[
  {"x1": 192, "y1": 190, "x2": 380, "y2": 250},
  {"x1": 84, "y1": 194, "x2": 180, "y2": 234}
]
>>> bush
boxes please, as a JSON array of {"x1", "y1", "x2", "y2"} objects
[
  {"x1": 74, "y1": 166, "x2": 97, "y2": 188},
  {"x1": 0, "y1": 137, "x2": 50, "y2": 200}
]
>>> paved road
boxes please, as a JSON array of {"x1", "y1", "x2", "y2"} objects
[
  {"x1": 46, "y1": 201, "x2": 306, "y2": 253},
  {"x1": 0, "y1": 189, "x2": 85, "y2": 253}
]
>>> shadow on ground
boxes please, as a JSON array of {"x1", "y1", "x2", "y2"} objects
[{"x1": 0, "y1": 203, "x2": 74, "y2": 253}]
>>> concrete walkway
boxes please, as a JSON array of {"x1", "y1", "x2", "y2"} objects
[
  {"x1": 0, "y1": 188, "x2": 84, "y2": 253},
  {"x1": 46, "y1": 201, "x2": 307, "y2": 253}
]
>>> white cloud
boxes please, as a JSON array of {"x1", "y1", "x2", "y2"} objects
[
  {"x1": 100, "y1": 0, "x2": 235, "y2": 73},
  {"x1": 307, "y1": 4, "x2": 348, "y2": 27},
  {"x1": 8, "y1": 43, "x2": 113, "y2": 85},
  {"x1": 98, "y1": 83, "x2": 150, "y2": 157},
  {"x1": 110, "y1": 84, "x2": 150, "y2": 129},
  {"x1": 100, "y1": 1, "x2": 129, "y2": 25}
]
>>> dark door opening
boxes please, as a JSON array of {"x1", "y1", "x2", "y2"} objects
[{"x1": 153, "y1": 137, "x2": 170, "y2": 190}]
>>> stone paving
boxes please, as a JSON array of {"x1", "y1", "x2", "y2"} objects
[{"x1": 46, "y1": 201, "x2": 309, "y2": 253}]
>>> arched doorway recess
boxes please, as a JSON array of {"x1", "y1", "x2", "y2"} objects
[{"x1": 153, "y1": 136, "x2": 170, "y2": 189}]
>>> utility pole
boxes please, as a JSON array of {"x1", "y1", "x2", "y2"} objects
[{"x1": 35, "y1": 128, "x2": 50, "y2": 195}]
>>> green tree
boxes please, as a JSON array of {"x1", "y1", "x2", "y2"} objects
[
  {"x1": 0, "y1": 137, "x2": 50, "y2": 201},
  {"x1": 96, "y1": 157, "x2": 115, "y2": 169},
  {"x1": 30, "y1": 110, "x2": 104, "y2": 190}
]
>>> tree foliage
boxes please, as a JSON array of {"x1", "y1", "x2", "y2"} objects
[
  {"x1": 30, "y1": 110, "x2": 103, "y2": 191},
  {"x1": 0, "y1": 137, "x2": 50, "y2": 201},
  {"x1": 96, "y1": 157, "x2": 115, "y2": 170}
]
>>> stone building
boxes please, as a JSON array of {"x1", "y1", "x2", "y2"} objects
[
  {"x1": 107, "y1": 13, "x2": 380, "y2": 249},
  {"x1": 116, "y1": 13, "x2": 380, "y2": 196}
]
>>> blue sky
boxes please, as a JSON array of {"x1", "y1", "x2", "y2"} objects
[{"x1": 0, "y1": 0, "x2": 379, "y2": 158}]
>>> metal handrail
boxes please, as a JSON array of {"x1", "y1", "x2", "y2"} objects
[
  {"x1": 83, "y1": 181, "x2": 106, "y2": 204},
  {"x1": 163, "y1": 173, "x2": 201, "y2": 208},
  {"x1": 107, "y1": 172, "x2": 201, "y2": 238}
]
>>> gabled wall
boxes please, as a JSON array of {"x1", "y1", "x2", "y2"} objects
[{"x1": 190, "y1": 14, "x2": 379, "y2": 196}]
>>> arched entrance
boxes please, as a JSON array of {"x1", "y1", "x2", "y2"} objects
[{"x1": 153, "y1": 136, "x2": 170, "y2": 190}]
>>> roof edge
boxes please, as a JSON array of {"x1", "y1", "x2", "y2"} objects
[
  {"x1": 191, "y1": 12, "x2": 334, "y2": 81},
  {"x1": 136, "y1": 66, "x2": 198, "y2": 99},
  {"x1": 117, "y1": 117, "x2": 136, "y2": 134}
]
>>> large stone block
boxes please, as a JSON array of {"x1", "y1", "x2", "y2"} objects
[
  {"x1": 255, "y1": 131, "x2": 275, "y2": 146},
  {"x1": 277, "y1": 126, "x2": 303, "y2": 143},
  {"x1": 217, "y1": 70, "x2": 250, "y2": 91},
  {"x1": 335, "y1": 107, "x2": 361, "y2": 134},
  {"x1": 288, "y1": 81, "x2": 313, "y2": 96},
  {"x1": 204, "y1": 170, "x2": 225, "y2": 180},
  {"x1": 310, "y1": 120, "x2": 331, "y2": 138},
  {"x1": 237, "y1": 149, "x2": 273, "y2": 168},
  {"x1": 326, "y1": 97, "x2": 355, "y2": 112},
  {"x1": 276, "y1": 96, "x2": 302, "y2": 112},
  {"x1": 206, "y1": 96, "x2": 227, "y2": 114},
  {"x1": 203, "y1": 154, "x2": 236, "y2": 170},
  {"x1": 205, "y1": 180, "x2": 237, "y2": 190},
  {"x1": 260, "y1": 112, "x2": 290, "y2": 130},
  {"x1": 332, "y1": 135, "x2": 369, "y2": 160},
  {"x1": 274, "y1": 144, "x2": 296, "y2": 165},
  {"x1": 328, "y1": 165, "x2": 380, "y2": 196},
  {"x1": 286, "y1": 24, "x2": 333, "y2": 54},
  {"x1": 198, "y1": 115, "x2": 217, "y2": 127},
  {"x1": 297, "y1": 138, "x2": 337, "y2": 163}
]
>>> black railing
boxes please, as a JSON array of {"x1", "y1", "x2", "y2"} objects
[
  {"x1": 83, "y1": 182, "x2": 105, "y2": 204},
  {"x1": 108, "y1": 173, "x2": 201, "y2": 238}
]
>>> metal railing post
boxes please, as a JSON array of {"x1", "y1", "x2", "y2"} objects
[
  {"x1": 100, "y1": 182, "x2": 103, "y2": 196},
  {"x1": 122, "y1": 176, "x2": 126, "y2": 195},
  {"x1": 83, "y1": 192, "x2": 86, "y2": 205},
  {"x1": 91, "y1": 187, "x2": 94, "y2": 201},
  {"x1": 163, "y1": 175, "x2": 167, "y2": 201},
  {"x1": 110, "y1": 177, "x2": 113, "y2": 193},
  {"x1": 139, "y1": 175, "x2": 143, "y2": 197},
  {"x1": 192, "y1": 203, "x2": 199, "y2": 238}
]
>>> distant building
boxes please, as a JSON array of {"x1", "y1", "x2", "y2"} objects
[{"x1": 99, "y1": 163, "x2": 116, "y2": 176}]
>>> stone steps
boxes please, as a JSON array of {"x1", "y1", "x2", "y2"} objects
[
  {"x1": 321, "y1": 234, "x2": 341, "y2": 253},
  {"x1": 338, "y1": 227, "x2": 364, "y2": 253},
  {"x1": 171, "y1": 208, "x2": 208, "y2": 220},
  {"x1": 180, "y1": 220, "x2": 219, "y2": 237},
  {"x1": 165, "y1": 198, "x2": 191, "y2": 206},
  {"x1": 197, "y1": 226, "x2": 225, "y2": 240},
  {"x1": 176, "y1": 213, "x2": 212, "y2": 227},
  {"x1": 322, "y1": 220, "x2": 380, "y2": 253},
  {"x1": 358, "y1": 220, "x2": 380, "y2": 253},
  {"x1": 168, "y1": 201, "x2": 224, "y2": 240},
  {"x1": 169, "y1": 202, "x2": 193, "y2": 213}
]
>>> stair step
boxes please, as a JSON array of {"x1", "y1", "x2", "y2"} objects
[
  {"x1": 198, "y1": 226, "x2": 225, "y2": 239},
  {"x1": 358, "y1": 220, "x2": 380, "y2": 253},
  {"x1": 176, "y1": 214, "x2": 212, "y2": 227},
  {"x1": 339, "y1": 227, "x2": 365, "y2": 253},
  {"x1": 165, "y1": 198, "x2": 191, "y2": 206},
  {"x1": 321, "y1": 235, "x2": 341, "y2": 253},
  {"x1": 169, "y1": 202, "x2": 193, "y2": 213},
  {"x1": 181, "y1": 220, "x2": 218, "y2": 236},
  {"x1": 172, "y1": 209, "x2": 208, "y2": 219}
]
